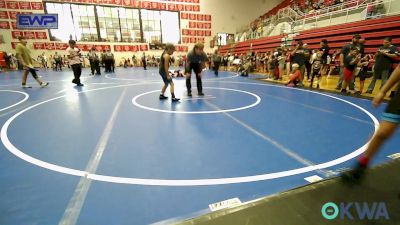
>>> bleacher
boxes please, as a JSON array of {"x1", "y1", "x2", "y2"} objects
[
  {"x1": 293, "y1": 15, "x2": 400, "y2": 54},
  {"x1": 219, "y1": 15, "x2": 400, "y2": 57}
]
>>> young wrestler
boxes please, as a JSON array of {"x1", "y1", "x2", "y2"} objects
[
  {"x1": 310, "y1": 52, "x2": 323, "y2": 88},
  {"x1": 159, "y1": 44, "x2": 179, "y2": 102},
  {"x1": 342, "y1": 65, "x2": 400, "y2": 182},
  {"x1": 67, "y1": 40, "x2": 84, "y2": 86},
  {"x1": 16, "y1": 36, "x2": 49, "y2": 88},
  {"x1": 341, "y1": 47, "x2": 361, "y2": 93},
  {"x1": 286, "y1": 63, "x2": 301, "y2": 87}
]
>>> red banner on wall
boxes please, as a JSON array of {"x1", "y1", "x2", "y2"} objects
[
  {"x1": 196, "y1": 14, "x2": 204, "y2": 21},
  {"x1": 122, "y1": 0, "x2": 132, "y2": 6},
  {"x1": 45, "y1": 42, "x2": 56, "y2": 50},
  {"x1": 55, "y1": 42, "x2": 69, "y2": 50},
  {"x1": 196, "y1": 30, "x2": 204, "y2": 36},
  {"x1": 130, "y1": 45, "x2": 138, "y2": 52},
  {"x1": 19, "y1": 2, "x2": 31, "y2": 10},
  {"x1": 139, "y1": 44, "x2": 148, "y2": 51},
  {"x1": 0, "y1": 10, "x2": 8, "y2": 19},
  {"x1": 190, "y1": 37, "x2": 197, "y2": 43},
  {"x1": 11, "y1": 30, "x2": 23, "y2": 39},
  {"x1": 6, "y1": 1, "x2": 19, "y2": 9},
  {"x1": 184, "y1": 4, "x2": 192, "y2": 11},
  {"x1": 181, "y1": 12, "x2": 188, "y2": 19},
  {"x1": 0, "y1": 1, "x2": 6, "y2": 8},
  {"x1": 189, "y1": 21, "x2": 196, "y2": 28},
  {"x1": 205, "y1": 30, "x2": 211, "y2": 36},
  {"x1": 193, "y1": 5, "x2": 200, "y2": 12},
  {"x1": 150, "y1": 1, "x2": 158, "y2": 9},
  {"x1": 189, "y1": 13, "x2": 196, "y2": 20},
  {"x1": 167, "y1": 3, "x2": 175, "y2": 11},
  {"x1": 31, "y1": 2, "x2": 43, "y2": 10},
  {"x1": 159, "y1": 3, "x2": 166, "y2": 10},
  {"x1": 196, "y1": 22, "x2": 204, "y2": 29},
  {"x1": 141, "y1": 1, "x2": 151, "y2": 9},
  {"x1": 0, "y1": 21, "x2": 10, "y2": 29},
  {"x1": 33, "y1": 42, "x2": 45, "y2": 50},
  {"x1": 189, "y1": 29, "x2": 196, "y2": 36},
  {"x1": 35, "y1": 32, "x2": 47, "y2": 39},
  {"x1": 176, "y1": 4, "x2": 184, "y2": 11},
  {"x1": 197, "y1": 37, "x2": 205, "y2": 43},
  {"x1": 205, "y1": 15, "x2": 211, "y2": 21},
  {"x1": 204, "y1": 23, "x2": 211, "y2": 29},
  {"x1": 24, "y1": 31, "x2": 36, "y2": 39},
  {"x1": 193, "y1": 0, "x2": 199, "y2": 3}
]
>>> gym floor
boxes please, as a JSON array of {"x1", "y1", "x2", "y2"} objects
[{"x1": 0, "y1": 67, "x2": 398, "y2": 225}]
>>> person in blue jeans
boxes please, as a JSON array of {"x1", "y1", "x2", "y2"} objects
[{"x1": 366, "y1": 37, "x2": 398, "y2": 94}]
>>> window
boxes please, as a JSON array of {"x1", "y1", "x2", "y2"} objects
[
  {"x1": 118, "y1": 8, "x2": 141, "y2": 42},
  {"x1": 45, "y1": 3, "x2": 181, "y2": 44},
  {"x1": 161, "y1": 11, "x2": 180, "y2": 44},
  {"x1": 97, "y1": 6, "x2": 121, "y2": 42},
  {"x1": 71, "y1": 4, "x2": 97, "y2": 41},
  {"x1": 46, "y1": 3, "x2": 75, "y2": 42},
  {"x1": 141, "y1": 9, "x2": 161, "y2": 44}
]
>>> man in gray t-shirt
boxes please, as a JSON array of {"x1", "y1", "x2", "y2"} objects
[{"x1": 185, "y1": 43, "x2": 208, "y2": 96}]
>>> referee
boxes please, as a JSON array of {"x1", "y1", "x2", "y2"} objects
[{"x1": 185, "y1": 43, "x2": 209, "y2": 96}]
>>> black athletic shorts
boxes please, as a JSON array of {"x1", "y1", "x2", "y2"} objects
[{"x1": 382, "y1": 86, "x2": 400, "y2": 123}]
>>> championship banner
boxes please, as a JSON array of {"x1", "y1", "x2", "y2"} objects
[
  {"x1": 6, "y1": 1, "x2": 19, "y2": 9},
  {"x1": 176, "y1": 4, "x2": 184, "y2": 11},
  {"x1": 33, "y1": 42, "x2": 45, "y2": 50},
  {"x1": 0, "y1": 1, "x2": 5, "y2": 9},
  {"x1": 130, "y1": 45, "x2": 138, "y2": 52},
  {"x1": 205, "y1": 30, "x2": 211, "y2": 36},
  {"x1": 193, "y1": 5, "x2": 199, "y2": 12},
  {"x1": 31, "y1": 2, "x2": 43, "y2": 10},
  {"x1": 159, "y1": 3, "x2": 166, "y2": 10},
  {"x1": 18, "y1": 1, "x2": 31, "y2": 10},
  {"x1": 11, "y1": 30, "x2": 23, "y2": 39},
  {"x1": 0, "y1": 21, "x2": 10, "y2": 29},
  {"x1": 189, "y1": 29, "x2": 196, "y2": 36},
  {"x1": 181, "y1": 12, "x2": 188, "y2": 19},
  {"x1": 0, "y1": 10, "x2": 8, "y2": 19},
  {"x1": 35, "y1": 31, "x2": 47, "y2": 39},
  {"x1": 55, "y1": 42, "x2": 69, "y2": 50},
  {"x1": 184, "y1": 4, "x2": 192, "y2": 11},
  {"x1": 189, "y1": 13, "x2": 196, "y2": 20},
  {"x1": 196, "y1": 22, "x2": 203, "y2": 29},
  {"x1": 44, "y1": 42, "x2": 55, "y2": 50},
  {"x1": 196, "y1": 30, "x2": 204, "y2": 36},
  {"x1": 139, "y1": 44, "x2": 148, "y2": 51},
  {"x1": 196, "y1": 14, "x2": 204, "y2": 21},
  {"x1": 167, "y1": 3, "x2": 175, "y2": 10},
  {"x1": 189, "y1": 21, "x2": 196, "y2": 28},
  {"x1": 24, "y1": 31, "x2": 36, "y2": 39},
  {"x1": 205, "y1": 14, "x2": 211, "y2": 21}
]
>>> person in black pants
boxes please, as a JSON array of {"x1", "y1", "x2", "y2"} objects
[
  {"x1": 67, "y1": 40, "x2": 83, "y2": 86},
  {"x1": 142, "y1": 53, "x2": 147, "y2": 70},
  {"x1": 212, "y1": 50, "x2": 221, "y2": 76},
  {"x1": 185, "y1": 43, "x2": 209, "y2": 96}
]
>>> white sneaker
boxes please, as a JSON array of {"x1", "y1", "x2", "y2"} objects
[
  {"x1": 22, "y1": 84, "x2": 32, "y2": 88},
  {"x1": 40, "y1": 82, "x2": 49, "y2": 88}
]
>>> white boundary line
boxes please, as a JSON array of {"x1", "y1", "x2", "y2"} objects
[
  {"x1": 0, "y1": 90, "x2": 29, "y2": 112},
  {"x1": 0, "y1": 81, "x2": 379, "y2": 186},
  {"x1": 132, "y1": 87, "x2": 261, "y2": 114}
]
